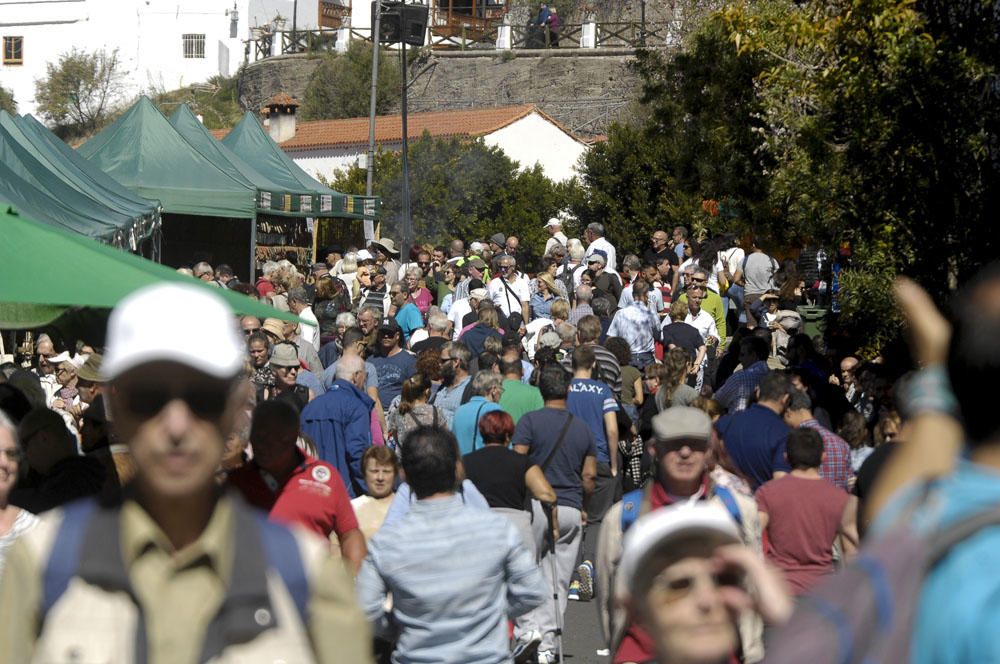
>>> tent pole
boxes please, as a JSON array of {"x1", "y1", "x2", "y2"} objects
[
  {"x1": 399, "y1": 40, "x2": 412, "y2": 262},
  {"x1": 250, "y1": 216, "x2": 258, "y2": 283},
  {"x1": 365, "y1": 0, "x2": 382, "y2": 243}
]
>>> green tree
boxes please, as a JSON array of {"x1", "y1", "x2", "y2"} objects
[
  {"x1": 0, "y1": 86, "x2": 15, "y2": 114},
  {"x1": 151, "y1": 75, "x2": 243, "y2": 130},
  {"x1": 300, "y1": 41, "x2": 401, "y2": 121},
  {"x1": 34, "y1": 48, "x2": 125, "y2": 135},
  {"x1": 329, "y1": 134, "x2": 570, "y2": 259}
]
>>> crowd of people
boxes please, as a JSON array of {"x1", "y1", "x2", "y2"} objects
[{"x1": 0, "y1": 216, "x2": 995, "y2": 664}]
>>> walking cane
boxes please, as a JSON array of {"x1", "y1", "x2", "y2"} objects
[{"x1": 542, "y1": 501, "x2": 565, "y2": 663}]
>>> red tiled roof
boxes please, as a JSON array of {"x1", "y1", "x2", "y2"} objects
[
  {"x1": 210, "y1": 128, "x2": 229, "y2": 140},
  {"x1": 279, "y1": 104, "x2": 542, "y2": 151},
  {"x1": 263, "y1": 92, "x2": 300, "y2": 108}
]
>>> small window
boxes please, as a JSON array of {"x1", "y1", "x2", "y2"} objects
[
  {"x1": 3, "y1": 36, "x2": 23, "y2": 65},
  {"x1": 182, "y1": 33, "x2": 205, "y2": 59}
]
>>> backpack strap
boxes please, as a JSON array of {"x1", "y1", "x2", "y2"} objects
[
  {"x1": 256, "y1": 515, "x2": 310, "y2": 625},
  {"x1": 620, "y1": 488, "x2": 645, "y2": 533},
  {"x1": 714, "y1": 486, "x2": 743, "y2": 527},
  {"x1": 540, "y1": 412, "x2": 574, "y2": 471},
  {"x1": 42, "y1": 498, "x2": 98, "y2": 616}
]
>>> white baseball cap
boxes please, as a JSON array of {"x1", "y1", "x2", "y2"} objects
[
  {"x1": 103, "y1": 282, "x2": 245, "y2": 380},
  {"x1": 544, "y1": 217, "x2": 562, "y2": 228},
  {"x1": 617, "y1": 502, "x2": 742, "y2": 602}
]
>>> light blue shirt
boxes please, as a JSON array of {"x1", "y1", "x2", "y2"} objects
[
  {"x1": 384, "y1": 479, "x2": 490, "y2": 526},
  {"x1": 453, "y1": 396, "x2": 504, "y2": 455},
  {"x1": 619, "y1": 283, "x2": 663, "y2": 314},
  {"x1": 607, "y1": 300, "x2": 659, "y2": 355},
  {"x1": 358, "y1": 493, "x2": 546, "y2": 664},
  {"x1": 432, "y1": 375, "x2": 471, "y2": 428},
  {"x1": 396, "y1": 302, "x2": 424, "y2": 344},
  {"x1": 873, "y1": 459, "x2": 1000, "y2": 664}
]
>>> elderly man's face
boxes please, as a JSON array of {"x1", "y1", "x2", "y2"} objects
[
  {"x1": 36, "y1": 340, "x2": 56, "y2": 375},
  {"x1": 111, "y1": 362, "x2": 242, "y2": 500},
  {"x1": 358, "y1": 311, "x2": 377, "y2": 334},
  {"x1": 506, "y1": 237, "x2": 520, "y2": 255},
  {"x1": 373, "y1": 271, "x2": 386, "y2": 288},
  {"x1": 390, "y1": 286, "x2": 407, "y2": 307},
  {"x1": 672, "y1": 229, "x2": 685, "y2": 245},
  {"x1": 55, "y1": 362, "x2": 76, "y2": 387},
  {"x1": 586, "y1": 259, "x2": 604, "y2": 275},
  {"x1": 241, "y1": 317, "x2": 261, "y2": 335},
  {"x1": 651, "y1": 231, "x2": 668, "y2": 248},
  {"x1": 840, "y1": 357, "x2": 859, "y2": 386},
  {"x1": 433, "y1": 249, "x2": 446, "y2": 265},
  {"x1": 640, "y1": 556, "x2": 738, "y2": 664},
  {"x1": 656, "y1": 437, "x2": 708, "y2": 485}
]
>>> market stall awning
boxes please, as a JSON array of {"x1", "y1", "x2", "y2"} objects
[
  {"x1": 0, "y1": 203, "x2": 299, "y2": 329},
  {"x1": 168, "y1": 104, "x2": 318, "y2": 218},
  {"x1": 222, "y1": 112, "x2": 372, "y2": 219},
  {"x1": 78, "y1": 97, "x2": 257, "y2": 218},
  {"x1": 11, "y1": 113, "x2": 161, "y2": 248},
  {"x1": 0, "y1": 111, "x2": 156, "y2": 247}
]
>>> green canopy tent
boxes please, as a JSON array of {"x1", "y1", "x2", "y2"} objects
[
  {"x1": 9, "y1": 113, "x2": 161, "y2": 254},
  {"x1": 0, "y1": 113, "x2": 151, "y2": 246},
  {"x1": 79, "y1": 97, "x2": 259, "y2": 278},
  {"x1": 167, "y1": 104, "x2": 316, "y2": 218},
  {"x1": 222, "y1": 112, "x2": 380, "y2": 252},
  {"x1": 0, "y1": 203, "x2": 298, "y2": 346}
]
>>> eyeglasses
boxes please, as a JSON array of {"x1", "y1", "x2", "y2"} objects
[
  {"x1": 274, "y1": 365, "x2": 299, "y2": 373},
  {"x1": 121, "y1": 385, "x2": 232, "y2": 420},
  {"x1": 417, "y1": 261, "x2": 430, "y2": 267}
]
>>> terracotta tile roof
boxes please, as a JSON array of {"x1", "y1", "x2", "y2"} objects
[
  {"x1": 262, "y1": 92, "x2": 301, "y2": 111},
  {"x1": 279, "y1": 104, "x2": 544, "y2": 151},
  {"x1": 210, "y1": 128, "x2": 230, "y2": 140}
]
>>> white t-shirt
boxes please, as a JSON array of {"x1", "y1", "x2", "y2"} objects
[
  {"x1": 544, "y1": 233, "x2": 568, "y2": 256},
  {"x1": 685, "y1": 309, "x2": 719, "y2": 345},
  {"x1": 585, "y1": 236, "x2": 617, "y2": 273},
  {"x1": 487, "y1": 276, "x2": 530, "y2": 318},
  {"x1": 299, "y1": 306, "x2": 320, "y2": 351},
  {"x1": 449, "y1": 297, "x2": 473, "y2": 338}
]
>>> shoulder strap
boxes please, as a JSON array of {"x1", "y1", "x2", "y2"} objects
[
  {"x1": 471, "y1": 401, "x2": 488, "y2": 451},
  {"x1": 42, "y1": 498, "x2": 98, "y2": 616},
  {"x1": 714, "y1": 486, "x2": 743, "y2": 527},
  {"x1": 541, "y1": 412, "x2": 574, "y2": 471},
  {"x1": 620, "y1": 488, "x2": 644, "y2": 533},
  {"x1": 256, "y1": 515, "x2": 310, "y2": 625}
]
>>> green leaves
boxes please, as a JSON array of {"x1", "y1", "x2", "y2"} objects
[
  {"x1": 0, "y1": 86, "x2": 14, "y2": 115},
  {"x1": 34, "y1": 48, "x2": 125, "y2": 136},
  {"x1": 299, "y1": 42, "x2": 401, "y2": 121}
]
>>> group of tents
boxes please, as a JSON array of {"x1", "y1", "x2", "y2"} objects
[{"x1": 0, "y1": 96, "x2": 376, "y2": 335}]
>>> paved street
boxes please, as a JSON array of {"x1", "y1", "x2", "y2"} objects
[{"x1": 560, "y1": 598, "x2": 611, "y2": 664}]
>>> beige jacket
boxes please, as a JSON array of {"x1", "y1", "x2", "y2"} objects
[{"x1": 595, "y1": 482, "x2": 765, "y2": 663}]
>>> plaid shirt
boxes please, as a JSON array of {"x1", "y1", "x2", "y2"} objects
[
  {"x1": 801, "y1": 418, "x2": 854, "y2": 491},
  {"x1": 714, "y1": 361, "x2": 770, "y2": 413}
]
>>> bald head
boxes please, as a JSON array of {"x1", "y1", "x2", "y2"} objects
[{"x1": 336, "y1": 354, "x2": 366, "y2": 387}]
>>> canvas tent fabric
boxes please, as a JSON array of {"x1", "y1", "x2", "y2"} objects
[
  {"x1": 167, "y1": 104, "x2": 316, "y2": 218},
  {"x1": 0, "y1": 203, "x2": 300, "y2": 328},
  {"x1": 78, "y1": 97, "x2": 257, "y2": 218},
  {"x1": 0, "y1": 112, "x2": 157, "y2": 247},
  {"x1": 0, "y1": 112, "x2": 161, "y2": 250},
  {"x1": 222, "y1": 112, "x2": 368, "y2": 219}
]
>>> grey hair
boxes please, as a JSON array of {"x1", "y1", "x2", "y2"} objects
[
  {"x1": 336, "y1": 312, "x2": 357, "y2": 328},
  {"x1": 428, "y1": 312, "x2": 449, "y2": 333},
  {"x1": 575, "y1": 284, "x2": 593, "y2": 303},
  {"x1": 472, "y1": 371, "x2": 503, "y2": 396},
  {"x1": 406, "y1": 266, "x2": 423, "y2": 279},
  {"x1": 359, "y1": 305, "x2": 383, "y2": 320},
  {"x1": 339, "y1": 254, "x2": 358, "y2": 274},
  {"x1": 262, "y1": 261, "x2": 280, "y2": 276},
  {"x1": 622, "y1": 254, "x2": 641, "y2": 273},
  {"x1": 193, "y1": 261, "x2": 213, "y2": 277},
  {"x1": 556, "y1": 322, "x2": 577, "y2": 344},
  {"x1": 586, "y1": 222, "x2": 605, "y2": 237},
  {"x1": 569, "y1": 244, "x2": 585, "y2": 261},
  {"x1": 335, "y1": 354, "x2": 365, "y2": 381}
]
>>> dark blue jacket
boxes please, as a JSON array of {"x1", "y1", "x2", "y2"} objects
[{"x1": 300, "y1": 379, "x2": 374, "y2": 498}]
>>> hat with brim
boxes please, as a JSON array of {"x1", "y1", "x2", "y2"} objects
[
  {"x1": 587, "y1": 250, "x2": 607, "y2": 266},
  {"x1": 545, "y1": 217, "x2": 562, "y2": 228},
  {"x1": 372, "y1": 239, "x2": 400, "y2": 257},
  {"x1": 652, "y1": 406, "x2": 712, "y2": 442},
  {"x1": 77, "y1": 353, "x2": 105, "y2": 382},
  {"x1": 469, "y1": 288, "x2": 488, "y2": 301},
  {"x1": 270, "y1": 343, "x2": 300, "y2": 367},
  {"x1": 356, "y1": 249, "x2": 375, "y2": 262},
  {"x1": 261, "y1": 318, "x2": 286, "y2": 340},
  {"x1": 467, "y1": 258, "x2": 487, "y2": 271},
  {"x1": 618, "y1": 503, "x2": 742, "y2": 603}
]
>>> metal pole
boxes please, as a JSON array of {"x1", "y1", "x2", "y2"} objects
[
  {"x1": 365, "y1": 2, "x2": 382, "y2": 206},
  {"x1": 292, "y1": 0, "x2": 298, "y2": 51},
  {"x1": 399, "y1": 39, "x2": 412, "y2": 262}
]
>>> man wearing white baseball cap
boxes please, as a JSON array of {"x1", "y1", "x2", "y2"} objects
[
  {"x1": 544, "y1": 217, "x2": 568, "y2": 256},
  {"x1": 617, "y1": 503, "x2": 792, "y2": 664},
  {"x1": 0, "y1": 282, "x2": 372, "y2": 664}
]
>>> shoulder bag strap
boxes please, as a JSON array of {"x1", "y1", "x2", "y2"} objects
[
  {"x1": 540, "y1": 412, "x2": 575, "y2": 471},
  {"x1": 471, "y1": 401, "x2": 488, "y2": 451}
]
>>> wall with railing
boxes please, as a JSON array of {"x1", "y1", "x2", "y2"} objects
[{"x1": 244, "y1": 16, "x2": 676, "y2": 61}]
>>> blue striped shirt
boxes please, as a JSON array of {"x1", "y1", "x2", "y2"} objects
[{"x1": 357, "y1": 494, "x2": 546, "y2": 663}]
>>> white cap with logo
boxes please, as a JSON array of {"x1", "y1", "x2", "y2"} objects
[{"x1": 103, "y1": 283, "x2": 245, "y2": 381}]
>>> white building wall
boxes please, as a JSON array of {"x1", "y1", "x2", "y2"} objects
[
  {"x1": 0, "y1": 0, "x2": 251, "y2": 118},
  {"x1": 483, "y1": 112, "x2": 586, "y2": 182},
  {"x1": 290, "y1": 145, "x2": 373, "y2": 180}
]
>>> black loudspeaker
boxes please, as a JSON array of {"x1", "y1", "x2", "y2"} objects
[{"x1": 371, "y1": 1, "x2": 428, "y2": 46}]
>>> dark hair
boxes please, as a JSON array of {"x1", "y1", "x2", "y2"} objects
[
  {"x1": 603, "y1": 336, "x2": 632, "y2": 366},
  {"x1": 478, "y1": 351, "x2": 500, "y2": 373},
  {"x1": 787, "y1": 389, "x2": 812, "y2": 412},
  {"x1": 231, "y1": 282, "x2": 256, "y2": 297},
  {"x1": 538, "y1": 365, "x2": 572, "y2": 401},
  {"x1": 739, "y1": 336, "x2": 770, "y2": 363},
  {"x1": 401, "y1": 425, "x2": 458, "y2": 499},
  {"x1": 501, "y1": 358, "x2": 523, "y2": 377},
  {"x1": 0, "y1": 385, "x2": 32, "y2": 423},
  {"x1": 479, "y1": 410, "x2": 515, "y2": 445},
  {"x1": 757, "y1": 371, "x2": 793, "y2": 403},
  {"x1": 415, "y1": 349, "x2": 442, "y2": 382},
  {"x1": 948, "y1": 262, "x2": 1000, "y2": 445},
  {"x1": 247, "y1": 330, "x2": 271, "y2": 350},
  {"x1": 837, "y1": 410, "x2": 870, "y2": 449},
  {"x1": 399, "y1": 373, "x2": 432, "y2": 415},
  {"x1": 572, "y1": 345, "x2": 597, "y2": 371},
  {"x1": 787, "y1": 428, "x2": 824, "y2": 469},
  {"x1": 250, "y1": 399, "x2": 300, "y2": 447},
  {"x1": 341, "y1": 326, "x2": 366, "y2": 347}
]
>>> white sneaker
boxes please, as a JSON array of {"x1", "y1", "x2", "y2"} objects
[
  {"x1": 512, "y1": 630, "x2": 541, "y2": 664},
  {"x1": 537, "y1": 650, "x2": 557, "y2": 664}
]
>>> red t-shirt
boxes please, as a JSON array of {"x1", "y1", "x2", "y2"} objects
[
  {"x1": 228, "y1": 453, "x2": 359, "y2": 540},
  {"x1": 755, "y1": 474, "x2": 849, "y2": 595},
  {"x1": 255, "y1": 277, "x2": 275, "y2": 298}
]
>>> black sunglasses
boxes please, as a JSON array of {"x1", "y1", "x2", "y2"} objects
[
  {"x1": 122, "y1": 385, "x2": 232, "y2": 420},
  {"x1": 656, "y1": 437, "x2": 710, "y2": 453}
]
